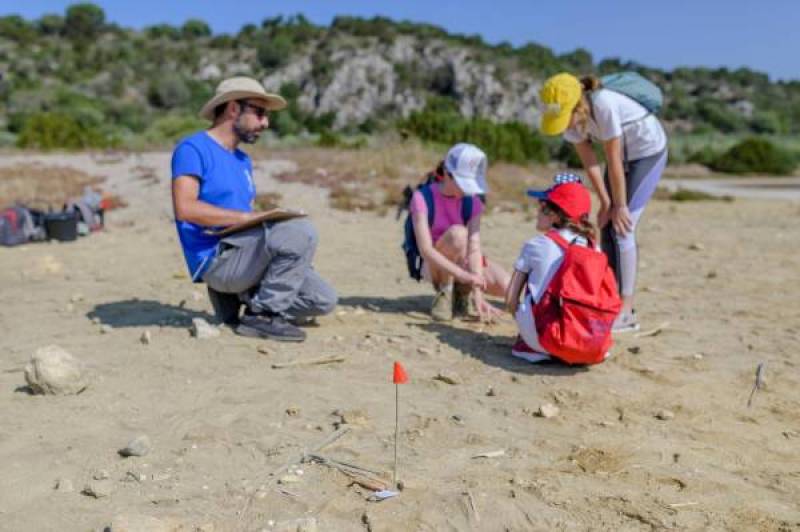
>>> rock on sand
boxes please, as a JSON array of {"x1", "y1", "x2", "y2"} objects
[{"x1": 24, "y1": 345, "x2": 89, "y2": 395}]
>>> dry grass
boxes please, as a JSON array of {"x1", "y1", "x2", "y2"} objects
[
  {"x1": 0, "y1": 164, "x2": 104, "y2": 210},
  {"x1": 255, "y1": 138, "x2": 553, "y2": 215}
]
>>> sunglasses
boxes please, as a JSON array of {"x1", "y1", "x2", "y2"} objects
[{"x1": 238, "y1": 101, "x2": 269, "y2": 119}]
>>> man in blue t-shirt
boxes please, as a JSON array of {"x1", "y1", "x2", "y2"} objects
[{"x1": 171, "y1": 77, "x2": 336, "y2": 342}]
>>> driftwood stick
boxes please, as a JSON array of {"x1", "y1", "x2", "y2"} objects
[
  {"x1": 306, "y1": 453, "x2": 385, "y2": 477},
  {"x1": 271, "y1": 355, "x2": 347, "y2": 369},
  {"x1": 634, "y1": 322, "x2": 671, "y2": 338},
  {"x1": 466, "y1": 490, "x2": 480, "y2": 522},
  {"x1": 267, "y1": 427, "x2": 351, "y2": 479}
]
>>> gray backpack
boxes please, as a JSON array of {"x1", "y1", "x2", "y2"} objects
[
  {"x1": 600, "y1": 71, "x2": 663, "y2": 115},
  {"x1": 0, "y1": 206, "x2": 46, "y2": 246}
]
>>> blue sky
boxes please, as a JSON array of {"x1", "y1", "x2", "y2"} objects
[{"x1": 5, "y1": 0, "x2": 798, "y2": 81}]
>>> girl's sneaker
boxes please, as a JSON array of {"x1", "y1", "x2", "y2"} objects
[
  {"x1": 431, "y1": 286, "x2": 453, "y2": 321},
  {"x1": 612, "y1": 310, "x2": 640, "y2": 333},
  {"x1": 511, "y1": 336, "x2": 551, "y2": 363}
]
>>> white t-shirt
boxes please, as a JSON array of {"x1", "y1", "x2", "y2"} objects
[
  {"x1": 513, "y1": 228, "x2": 588, "y2": 303},
  {"x1": 564, "y1": 88, "x2": 667, "y2": 161}
]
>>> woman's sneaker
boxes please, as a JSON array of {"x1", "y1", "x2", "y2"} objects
[
  {"x1": 236, "y1": 309, "x2": 306, "y2": 342},
  {"x1": 612, "y1": 310, "x2": 640, "y2": 333},
  {"x1": 511, "y1": 336, "x2": 551, "y2": 363},
  {"x1": 431, "y1": 286, "x2": 453, "y2": 321}
]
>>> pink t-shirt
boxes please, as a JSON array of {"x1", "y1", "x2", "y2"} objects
[{"x1": 409, "y1": 184, "x2": 484, "y2": 244}]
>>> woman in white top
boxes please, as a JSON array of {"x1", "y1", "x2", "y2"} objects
[{"x1": 538, "y1": 73, "x2": 668, "y2": 332}]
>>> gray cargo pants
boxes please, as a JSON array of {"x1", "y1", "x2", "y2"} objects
[{"x1": 202, "y1": 218, "x2": 337, "y2": 320}]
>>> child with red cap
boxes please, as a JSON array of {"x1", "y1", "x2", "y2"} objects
[{"x1": 505, "y1": 174, "x2": 609, "y2": 362}]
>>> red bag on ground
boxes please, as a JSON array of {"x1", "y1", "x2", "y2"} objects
[{"x1": 533, "y1": 230, "x2": 622, "y2": 364}]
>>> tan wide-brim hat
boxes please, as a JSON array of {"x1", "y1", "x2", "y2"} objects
[{"x1": 199, "y1": 76, "x2": 287, "y2": 121}]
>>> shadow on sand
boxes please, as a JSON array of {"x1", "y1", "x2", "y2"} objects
[
  {"x1": 87, "y1": 299, "x2": 216, "y2": 329},
  {"x1": 339, "y1": 295, "x2": 586, "y2": 377}
]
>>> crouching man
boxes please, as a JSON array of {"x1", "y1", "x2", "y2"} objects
[{"x1": 171, "y1": 77, "x2": 336, "y2": 342}]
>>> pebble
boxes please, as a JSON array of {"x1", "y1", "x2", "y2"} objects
[
  {"x1": 125, "y1": 471, "x2": 147, "y2": 482},
  {"x1": 434, "y1": 371, "x2": 461, "y2": 385},
  {"x1": 688, "y1": 242, "x2": 705, "y2": 251},
  {"x1": 278, "y1": 474, "x2": 301, "y2": 484},
  {"x1": 54, "y1": 478, "x2": 74, "y2": 492},
  {"x1": 417, "y1": 347, "x2": 433, "y2": 355},
  {"x1": 70, "y1": 293, "x2": 84, "y2": 303},
  {"x1": 191, "y1": 318, "x2": 220, "y2": 339},
  {"x1": 257, "y1": 345, "x2": 273, "y2": 356},
  {"x1": 140, "y1": 331, "x2": 152, "y2": 345},
  {"x1": 706, "y1": 270, "x2": 718, "y2": 279},
  {"x1": 627, "y1": 346, "x2": 641, "y2": 355},
  {"x1": 83, "y1": 479, "x2": 113, "y2": 498},
  {"x1": 100, "y1": 324, "x2": 113, "y2": 334},
  {"x1": 119, "y1": 435, "x2": 152, "y2": 457},
  {"x1": 486, "y1": 387, "x2": 496, "y2": 397},
  {"x1": 93, "y1": 470, "x2": 110, "y2": 480},
  {"x1": 24, "y1": 345, "x2": 89, "y2": 395},
  {"x1": 655, "y1": 409, "x2": 675, "y2": 421},
  {"x1": 692, "y1": 353, "x2": 704, "y2": 360},
  {"x1": 285, "y1": 407, "x2": 300, "y2": 416},
  {"x1": 536, "y1": 403, "x2": 560, "y2": 419}
]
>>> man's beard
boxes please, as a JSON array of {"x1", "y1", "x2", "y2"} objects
[{"x1": 233, "y1": 117, "x2": 261, "y2": 144}]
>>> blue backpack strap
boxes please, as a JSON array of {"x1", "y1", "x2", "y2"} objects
[
  {"x1": 420, "y1": 183, "x2": 436, "y2": 227},
  {"x1": 461, "y1": 195, "x2": 474, "y2": 225}
]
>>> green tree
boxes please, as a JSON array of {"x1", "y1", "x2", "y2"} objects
[
  {"x1": 257, "y1": 33, "x2": 293, "y2": 69},
  {"x1": 181, "y1": 19, "x2": 211, "y2": 39},
  {"x1": 710, "y1": 138, "x2": 796, "y2": 175},
  {"x1": 37, "y1": 14, "x2": 65, "y2": 35},
  {"x1": 64, "y1": 3, "x2": 105, "y2": 41}
]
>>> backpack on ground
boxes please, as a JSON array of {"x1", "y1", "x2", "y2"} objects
[
  {"x1": 600, "y1": 71, "x2": 663, "y2": 115},
  {"x1": 0, "y1": 205, "x2": 46, "y2": 247},
  {"x1": 400, "y1": 178, "x2": 473, "y2": 281},
  {"x1": 532, "y1": 230, "x2": 622, "y2": 364}
]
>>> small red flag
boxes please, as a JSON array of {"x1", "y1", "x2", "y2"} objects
[{"x1": 393, "y1": 361, "x2": 408, "y2": 384}]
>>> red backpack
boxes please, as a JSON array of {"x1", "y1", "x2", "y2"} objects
[{"x1": 532, "y1": 230, "x2": 622, "y2": 365}]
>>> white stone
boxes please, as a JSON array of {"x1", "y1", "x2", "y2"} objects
[
  {"x1": 24, "y1": 345, "x2": 89, "y2": 395},
  {"x1": 536, "y1": 403, "x2": 560, "y2": 419},
  {"x1": 191, "y1": 318, "x2": 220, "y2": 339}
]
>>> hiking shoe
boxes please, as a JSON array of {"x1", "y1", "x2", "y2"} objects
[
  {"x1": 431, "y1": 286, "x2": 453, "y2": 321},
  {"x1": 452, "y1": 283, "x2": 475, "y2": 318},
  {"x1": 612, "y1": 310, "x2": 640, "y2": 334},
  {"x1": 236, "y1": 310, "x2": 306, "y2": 342},
  {"x1": 511, "y1": 335, "x2": 551, "y2": 363}
]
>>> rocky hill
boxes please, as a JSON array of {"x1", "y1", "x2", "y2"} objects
[{"x1": 1, "y1": 5, "x2": 799, "y2": 150}]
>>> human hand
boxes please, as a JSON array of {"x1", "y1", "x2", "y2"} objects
[
  {"x1": 473, "y1": 291, "x2": 502, "y2": 323},
  {"x1": 611, "y1": 205, "x2": 633, "y2": 236},
  {"x1": 460, "y1": 271, "x2": 486, "y2": 290},
  {"x1": 596, "y1": 204, "x2": 611, "y2": 229}
]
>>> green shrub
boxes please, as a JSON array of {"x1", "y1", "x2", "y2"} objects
[
  {"x1": 147, "y1": 74, "x2": 192, "y2": 109},
  {"x1": 64, "y1": 3, "x2": 105, "y2": 41},
  {"x1": 710, "y1": 137, "x2": 796, "y2": 175},
  {"x1": 181, "y1": 19, "x2": 211, "y2": 39},
  {"x1": 399, "y1": 100, "x2": 548, "y2": 164},
  {"x1": 257, "y1": 33, "x2": 293, "y2": 69},
  {"x1": 17, "y1": 112, "x2": 113, "y2": 149},
  {"x1": 143, "y1": 114, "x2": 207, "y2": 145},
  {"x1": 317, "y1": 129, "x2": 342, "y2": 147}
]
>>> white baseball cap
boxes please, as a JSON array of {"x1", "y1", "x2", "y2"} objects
[{"x1": 444, "y1": 143, "x2": 488, "y2": 195}]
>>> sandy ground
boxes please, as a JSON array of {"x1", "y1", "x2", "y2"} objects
[{"x1": 1, "y1": 151, "x2": 799, "y2": 532}]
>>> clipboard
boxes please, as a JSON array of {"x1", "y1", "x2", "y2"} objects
[{"x1": 205, "y1": 208, "x2": 307, "y2": 237}]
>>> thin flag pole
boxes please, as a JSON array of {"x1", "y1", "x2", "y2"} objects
[{"x1": 394, "y1": 382, "x2": 399, "y2": 486}]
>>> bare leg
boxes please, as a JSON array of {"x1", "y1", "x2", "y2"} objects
[
  {"x1": 427, "y1": 225, "x2": 467, "y2": 289},
  {"x1": 482, "y1": 258, "x2": 510, "y2": 298}
]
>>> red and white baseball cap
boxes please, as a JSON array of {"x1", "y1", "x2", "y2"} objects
[{"x1": 527, "y1": 173, "x2": 591, "y2": 222}]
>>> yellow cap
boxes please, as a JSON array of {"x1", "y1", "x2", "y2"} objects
[{"x1": 538, "y1": 73, "x2": 582, "y2": 136}]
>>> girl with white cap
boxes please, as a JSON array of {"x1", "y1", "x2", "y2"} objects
[
  {"x1": 538, "y1": 73, "x2": 668, "y2": 332},
  {"x1": 408, "y1": 143, "x2": 509, "y2": 322}
]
